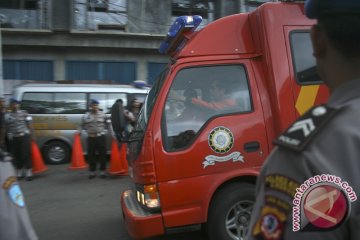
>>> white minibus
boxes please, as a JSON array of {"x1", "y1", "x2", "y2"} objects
[{"x1": 11, "y1": 83, "x2": 149, "y2": 164}]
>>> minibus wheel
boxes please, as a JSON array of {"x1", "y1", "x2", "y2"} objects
[
  {"x1": 207, "y1": 182, "x2": 255, "y2": 240},
  {"x1": 42, "y1": 141, "x2": 70, "y2": 165}
]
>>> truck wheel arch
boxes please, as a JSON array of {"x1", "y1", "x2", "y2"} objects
[
  {"x1": 205, "y1": 175, "x2": 257, "y2": 220},
  {"x1": 205, "y1": 179, "x2": 256, "y2": 240}
]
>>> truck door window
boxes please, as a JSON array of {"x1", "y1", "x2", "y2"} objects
[
  {"x1": 163, "y1": 64, "x2": 251, "y2": 151},
  {"x1": 290, "y1": 31, "x2": 322, "y2": 84}
]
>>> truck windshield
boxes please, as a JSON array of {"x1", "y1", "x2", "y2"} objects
[
  {"x1": 144, "y1": 68, "x2": 169, "y2": 128},
  {"x1": 127, "y1": 67, "x2": 169, "y2": 161}
]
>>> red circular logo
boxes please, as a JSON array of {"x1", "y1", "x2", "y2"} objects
[{"x1": 303, "y1": 185, "x2": 348, "y2": 229}]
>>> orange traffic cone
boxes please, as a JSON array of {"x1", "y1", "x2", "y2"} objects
[
  {"x1": 108, "y1": 140, "x2": 128, "y2": 176},
  {"x1": 31, "y1": 140, "x2": 48, "y2": 174},
  {"x1": 69, "y1": 133, "x2": 87, "y2": 170}
]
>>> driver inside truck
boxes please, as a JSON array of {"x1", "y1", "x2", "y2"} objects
[
  {"x1": 193, "y1": 79, "x2": 236, "y2": 110},
  {"x1": 177, "y1": 88, "x2": 200, "y2": 121},
  {"x1": 172, "y1": 79, "x2": 236, "y2": 111}
]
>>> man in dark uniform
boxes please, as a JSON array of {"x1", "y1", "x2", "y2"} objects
[
  {"x1": 5, "y1": 98, "x2": 34, "y2": 181},
  {"x1": 0, "y1": 149, "x2": 38, "y2": 239},
  {"x1": 80, "y1": 99, "x2": 112, "y2": 179},
  {"x1": 247, "y1": 0, "x2": 360, "y2": 239}
]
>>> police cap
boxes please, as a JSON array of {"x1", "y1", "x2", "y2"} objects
[
  {"x1": 90, "y1": 99, "x2": 99, "y2": 105},
  {"x1": 10, "y1": 98, "x2": 20, "y2": 104},
  {"x1": 305, "y1": 0, "x2": 360, "y2": 19}
]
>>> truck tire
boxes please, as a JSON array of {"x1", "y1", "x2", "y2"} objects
[
  {"x1": 207, "y1": 182, "x2": 255, "y2": 240},
  {"x1": 42, "y1": 141, "x2": 70, "y2": 165}
]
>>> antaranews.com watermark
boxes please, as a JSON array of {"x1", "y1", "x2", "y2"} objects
[{"x1": 293, "y1": 174, "x2": 357, "y2": 231}]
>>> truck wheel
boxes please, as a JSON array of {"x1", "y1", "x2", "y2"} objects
[
  {"x1": 42, "y1": 141, "x2": 70, "y2": 165},
  {"x1": 207, "y1": 182, "x2": 255, "y2": 240}
]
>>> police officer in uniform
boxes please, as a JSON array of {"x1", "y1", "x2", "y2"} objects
[
  {"x1": 5, "y1": 98, "x2": 34, "y2": 181},
  {"x1": 0, "y1": 149, "x2": 38, "y2": 240},
  {"x1": 80, "y1": 99, "x2": 112, "y2": 179},
  {"x1": 247, "y1": 0, "x2": 360, "y2": 239}
]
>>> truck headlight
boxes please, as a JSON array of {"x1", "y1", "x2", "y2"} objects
[{"x1": 136, "y1": 184, "x2": 160, "y2": 211}]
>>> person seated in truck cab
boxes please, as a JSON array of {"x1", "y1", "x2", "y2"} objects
[
  {"x1": 177, "y1": 88, "x2": 201, "y2": 120},
  {"x1": 170, "y1": 79, "x2": 236, "y2": 112},
  {"x1": 190, "y1": 79, "x2": 237, "y2": 111}
]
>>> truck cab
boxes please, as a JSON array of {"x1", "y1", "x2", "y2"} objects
[{"x1": 120, "y1": 1, "x2": 329, "y2": 239}]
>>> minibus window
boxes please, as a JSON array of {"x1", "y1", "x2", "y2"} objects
[
  {"x1": 54, "y1": 93, "x2": 86, "y2": 114},
  {"x1": 22, "y1": 93, "x2": 53, "y2": 114},
  {"x1": 163, "y1": 64, "x2": 251, "y2": 151},
  {"x1": 133, "y1": 94, "x2": 147, "y2": 104},
  {"x1": 108, "y1": 93, "x2": 127, "y2": 113},
  {"x1": 90, "y1": 93, "x2": 107, "y2": 112}
]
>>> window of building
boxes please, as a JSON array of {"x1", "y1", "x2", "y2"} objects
[
  {"x1": 290, "y1": 31, "x2": 322, "y2": 84},
  {"x1": 66, "y1": 61, "x2": 136, "y2": 84},
  {"x1": 0, "y1": 0, "x2": 49, "y2": 29},
  {"x1": 73, "y1": 0, "x2": 127, "y2": 31},
  {"x1": 88, "y1": 0, "x2": 108, "y2": 12},
  {"x1": 172, "y1": 0, "x2": 209, "y2": 18},
  {"x1": 3, "y1": 60, "x2": 53, "y2": 81},
  {"x1": 0, "y1": 0, "x2": 38, "y2": 9},
  {"x1": 147, "y1": 62, "x2": 167, "y2": 85},
  {"x1": 163, "y1": 64, "x2": 252, "y2": 151}
]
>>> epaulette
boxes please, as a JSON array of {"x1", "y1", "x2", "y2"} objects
[{"x1": 274, "y1": 105, "x2": 340, "y2": 151}]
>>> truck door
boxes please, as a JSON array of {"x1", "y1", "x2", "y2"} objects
[
  {"x1": 154, "y1": 60, "x2": 268, "y2": 227},
  {"x1": 285, "y1": 26, "x2": 329, "y2": 116}
]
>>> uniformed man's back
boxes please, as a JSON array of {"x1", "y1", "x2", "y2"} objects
[{"x1": 247, "y1": 0, "x2": 360, "y2": 239}]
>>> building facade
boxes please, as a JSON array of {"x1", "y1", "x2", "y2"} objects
[{"x1": 0, "y1": 0, "x2": 271, "y2": 96}]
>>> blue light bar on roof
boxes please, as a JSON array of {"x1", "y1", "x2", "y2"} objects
[
  {"x1": 159, "y1": 15, "x2": 202, "y2": 55},
  {"x1": 132, "y1": 80, "x2": 147, "y2": 88}
]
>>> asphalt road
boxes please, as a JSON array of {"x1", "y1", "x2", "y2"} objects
[{"x1": 20, "y1": 164, "x2": 207, "y2": 240}]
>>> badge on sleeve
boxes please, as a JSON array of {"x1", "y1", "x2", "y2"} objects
[
  {"x1": 252, "y1": 196, "x2": 289, "y2": 240},
  {"x1": 253, "y1": 202, "x2": 287, "y2": 240},
  {"x1": 274, "y1": 105, "x2": 340, "y2": 151},
  {"x1": 2, "y1": 176, "x2": 25, "y2": 208}
]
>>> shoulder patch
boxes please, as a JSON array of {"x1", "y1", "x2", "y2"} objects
[
  {"x1": 3, "y1": 176, "x2": 25, "y2": 208},
  {"x1": 252, "y1": 195, "x2": 290, "y2": 240},
  {"x1": 274, "y1": 105, "x2": 340, "y2": 151}
]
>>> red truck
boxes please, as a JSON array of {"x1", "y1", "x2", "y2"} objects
[{"x1": 120, "y1": 1, "x2": 329, "y2": 239}]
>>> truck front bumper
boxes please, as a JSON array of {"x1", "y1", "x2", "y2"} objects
[{"x1": 121, "y1": 190, "x2": 164, "y2": 239}]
